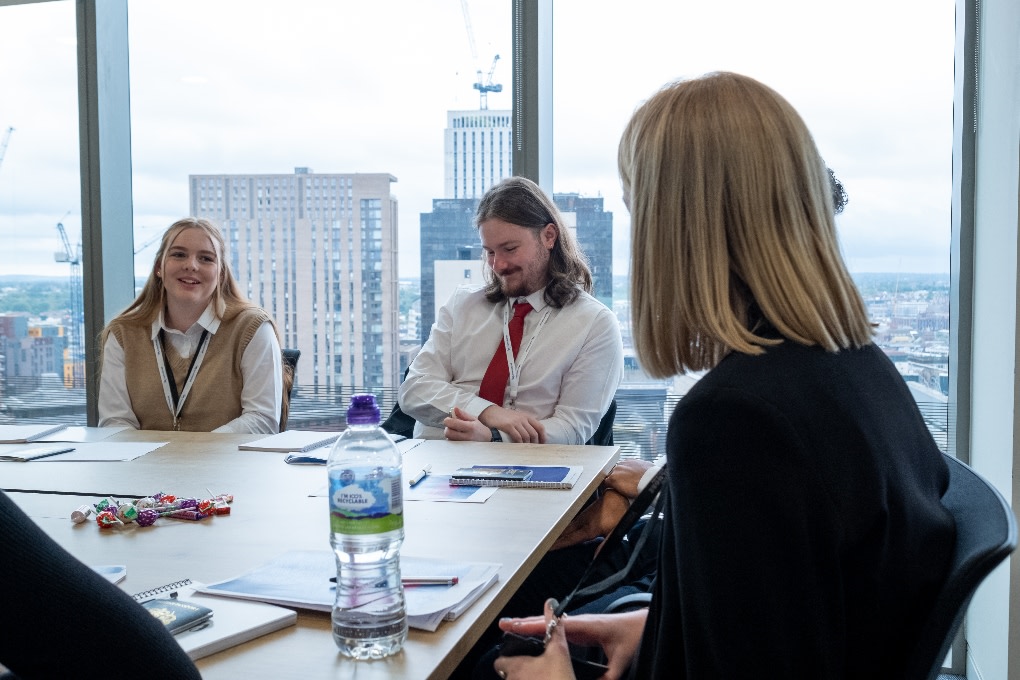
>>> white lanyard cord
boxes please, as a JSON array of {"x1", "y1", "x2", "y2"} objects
[
  {"x1": 153, "y1": 329, "x2": 211, "y2": 429},
  {"x1": 501, "y1": 299, "x2": 553, "y2": 409}
]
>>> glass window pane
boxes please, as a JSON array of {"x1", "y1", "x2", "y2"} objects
[
  {"x1": 128, "y1": 1, "x2": 510, "y2": 428},
  {"x1": 554, "y1": 0, "x2": 954, "y2": 460},
  {"x1": 0, "y1": 0, "x2": 86, "y2": 426}
]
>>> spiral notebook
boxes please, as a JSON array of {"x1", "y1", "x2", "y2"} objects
[
  {"x1": 132, "y1": 578, "x2": 296, "y2": 660},
  {"x1": 238, "y1": 430, "x2": 340, "y2": 453},
  {"x1": 449, "y1": 465, "x2": 583, "y2": 489}
]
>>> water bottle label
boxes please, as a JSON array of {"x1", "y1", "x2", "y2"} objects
[{"x1": 329, "y1": 466, "x2": 404, "y2": 535}]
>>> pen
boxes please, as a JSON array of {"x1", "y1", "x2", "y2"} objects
[
  {"x1": 403, "y1": 576, "x2": 459, "y2": 586},
  {"x1": 329, "y1": 575, "x2": 459, "y2": 586},
  {"x1": 22, "y1": 446, "x2": 75, "y2": 461},
  {"x1": 408, "y1": 463, "x2": 431, "y2": 487}
]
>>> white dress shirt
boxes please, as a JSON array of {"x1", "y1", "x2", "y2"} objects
[
  {"x1": 98, "y1": 304, "x2": 283, "y2": 433},
  {"x1": 399, "y1": 285, "x2": 624, "y2": 444}
]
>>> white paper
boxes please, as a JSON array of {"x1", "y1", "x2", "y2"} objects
[{"x1": 32, "y1": 441, "x2": 168, "y2": 462}]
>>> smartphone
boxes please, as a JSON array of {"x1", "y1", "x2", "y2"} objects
[{"x1": 499, "y1": 632, "x2": 609, "y2": 680}]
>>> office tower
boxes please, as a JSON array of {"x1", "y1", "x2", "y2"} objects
[
  {"x1": 444, "y1": 110, "x2": 512, "y2": 200},
  {"x1": 418, "y1": 198, "x2": 482, "y2": 346},
  {"x1": 554, "y1": 193, "x2": 613, "y2": 309},
  {"x1": 191, "y1": 168, "x2": 399, "y2": 393}
]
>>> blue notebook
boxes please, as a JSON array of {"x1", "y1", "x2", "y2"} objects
[{"x1": 448, "y1": 465, "x2": 583, "y2": 489}]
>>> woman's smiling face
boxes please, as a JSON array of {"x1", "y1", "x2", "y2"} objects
[{"x1": 158, "y1": 227, "x2": 221, "y2": 312}]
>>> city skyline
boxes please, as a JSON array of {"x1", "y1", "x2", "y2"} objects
[{"x1": 0, "y1": 0, "x2": 953, "y2": 281}]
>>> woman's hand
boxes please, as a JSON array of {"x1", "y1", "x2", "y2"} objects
[
  {"x1": 494, "y1": 601, "x2": 648, "y2": 680},
  {"x1": 602, "y1": 459, "x2": 654, "y2": 498},
  {"x1": 492, "y1": 599, "x2": 576, "y2": 679},
  {"x1": 551, "y1": 488, "x2": 630, "y2": 549}
]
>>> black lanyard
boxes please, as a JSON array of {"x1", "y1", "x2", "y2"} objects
[{"x1": 159, "y1": 328, "x2": 209, "y2": 413}]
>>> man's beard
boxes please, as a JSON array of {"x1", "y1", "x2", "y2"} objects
[{"x1": 499, "y1": 274, "x2": 529, "y2": 298}]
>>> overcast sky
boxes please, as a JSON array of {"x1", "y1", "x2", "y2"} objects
[{"x1": 0, "y1": 0, "x2": 953, "y2": 280}]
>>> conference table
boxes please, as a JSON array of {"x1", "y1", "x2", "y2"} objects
[{"x1": 2, "y1": 429, "x2": 619, "y2": 680}]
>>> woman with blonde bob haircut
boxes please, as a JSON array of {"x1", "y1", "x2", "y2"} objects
[
  {"x1": 493, "y1": 72, "x2": 955, "y2": 679},
  {"x1": 99, "y1": 217, "x2": 286, "y2": 433}
]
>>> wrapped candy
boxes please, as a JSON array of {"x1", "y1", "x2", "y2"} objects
[
  {"x1": 95, "y1": 510, "x2": 122, "y2": 529},
  {"x1": 136, "y1": 509, "x2": 159, "y2": 527},
  {"x1": 116, "y1": 504, "x2": 139, "y2": 523},
  {"x1": 78, "y1": 491, "x2": 233, "y2": 529},
  {"x1": 71, "y1": 505, "x2": 93, "y2": 524}
]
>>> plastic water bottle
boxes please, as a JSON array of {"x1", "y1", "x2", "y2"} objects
[{"x1": 327, "y1": 393, "x2": 407, "y2": 658}]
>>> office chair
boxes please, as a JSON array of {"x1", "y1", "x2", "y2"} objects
[
  {"x1": 280, "y1": 349, "x2": 300, "y2": 431},
  {"x1": 586, "y1": 399, "x2": 616, "y2": 446},
  {"x1": 904, "y1": 453, "x2": 1017, "y2": 679}
]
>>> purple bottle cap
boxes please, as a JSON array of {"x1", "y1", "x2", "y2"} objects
[{"x1": 347, "y1": 393, "x2": 381, "y2": 425}]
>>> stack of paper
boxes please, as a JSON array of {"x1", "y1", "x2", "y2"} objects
[
  {"x1": 239, "y1": 430, "x2": 341, "y2": 452},
  {"x1": 197, "y1": 549, "x2": 500, "y2": 632},
  {"x1": 0, "y1": 424, "x2": 67, "y2": 444}
]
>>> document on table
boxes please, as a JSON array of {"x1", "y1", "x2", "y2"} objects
[
  {"x1": 197, "y1": 549, "x2": 501, "y2": 632},
  {"x1": 8, "y1": 441, "x2": 168, "y2": 462},
  {"x1": 0, "y1": 423, "x2": 68, "y2": 443},
  {"x1": 37, "y1": 426, "x2": 129, "y2": 443}
]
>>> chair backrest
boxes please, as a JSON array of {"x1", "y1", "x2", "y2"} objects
[
  {"x1": 904, "y1": 453, "x2": 1017, "y2": 680},
  {"x1": 585, "y1": 398, "x2": 616, "y2": 446},
  {"x1": 380, "y1": 365, "x2": 416, "y2": 438},
  {"x1": 280, "y1": 349, "x2": 301, "y2": 431}
]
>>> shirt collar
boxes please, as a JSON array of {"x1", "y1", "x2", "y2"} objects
[
  {"x1": 150, "y1": 302, "x2": 221, "y2": 340},
  {"x1": 514, "y1": 287, "x2": 548, "y2": 313}
]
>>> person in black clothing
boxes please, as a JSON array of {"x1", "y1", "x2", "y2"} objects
[
  {"x1": 0, "y1": 491, "x2": 201, "y2": 680},
  {"x1": 492, "y1": 71, "x2": 955, "y2": 679}
]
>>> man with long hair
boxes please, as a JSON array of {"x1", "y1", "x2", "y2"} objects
[{"x1": 399, "y1": 176, "x2": 623, "y2": 445}]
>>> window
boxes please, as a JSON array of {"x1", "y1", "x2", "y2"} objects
[
  {"x1": 0, "y1": 1, "x2": 84, "y2": 423},
  {"x1": 553, "y1": 0, "x2": 954, "y2": 461},
  {"x1": 0, "y1": 0, "x2": 959, "y2": 466}
]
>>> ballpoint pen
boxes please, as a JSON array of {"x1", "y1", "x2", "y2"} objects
[
  {"x1": 329, "y1": 575, "x2": 459, "y2": 586},
  {"x1": 408, "y1": 463, "x2": 431, "y2": 487}
]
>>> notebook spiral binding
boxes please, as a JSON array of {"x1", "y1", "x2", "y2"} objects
[{"x1": 132, "y1": 578, "x2": 194, "y2": 602}]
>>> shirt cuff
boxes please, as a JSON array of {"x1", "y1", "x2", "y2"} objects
[{"x1": 636, "y1": 462, "x2": 664, "y2": 495}]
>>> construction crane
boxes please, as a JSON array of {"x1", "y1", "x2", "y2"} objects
[
  {"x1": 0, "y1": 126, "x2": 13, "y2": 176},
  {"x1": 459, "y1": 0, "x2": 502, "y2": 109},
  {"x1": 54, "y1": 212, "x2": 85, "y2": 388},
  {"x1": 134, "y1": 230, "x2": 163, "y2": 255},
  {"x1": 474, "y1": 55, "x2": 503, "y2": 110}
]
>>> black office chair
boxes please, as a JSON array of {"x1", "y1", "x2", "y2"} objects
[
  {"x1": 904, "y1": 453, "x2": 1017, "y2": 679},
  {"x1": 586, "y1": 399, "x2": 616, "y2": 446},
  {"x1": 281, "y1": 348, "x2": 300, "y2": 398},
  {"x1": 280, "y1": 348, "x2": 300, "y2": 431}
]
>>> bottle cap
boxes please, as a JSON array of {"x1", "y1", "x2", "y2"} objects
[{"x1": 347, "y1": 393, "x2": 381, "y2": 425}]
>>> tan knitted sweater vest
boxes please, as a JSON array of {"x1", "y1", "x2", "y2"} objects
[{"x1": 109, "y1": 307, "x2": 269, "y2": 431}]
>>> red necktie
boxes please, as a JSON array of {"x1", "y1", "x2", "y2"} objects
[{"x1": 478, "y1": 301, "x2": 533, "y2": 405}]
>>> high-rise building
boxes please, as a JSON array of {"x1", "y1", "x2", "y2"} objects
[
  {"x1": 554, "y1": 193, "x2": 613, "y2": 309},
  {"x1": 191, "y1": 168, "x2": 399, "y2": 393},
  {"x1": 418, "y1": 198, "x2": 481, "y2": 346},
  {"x1": 444, "y1": 110, "x2": 512, "y2": 200}
]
